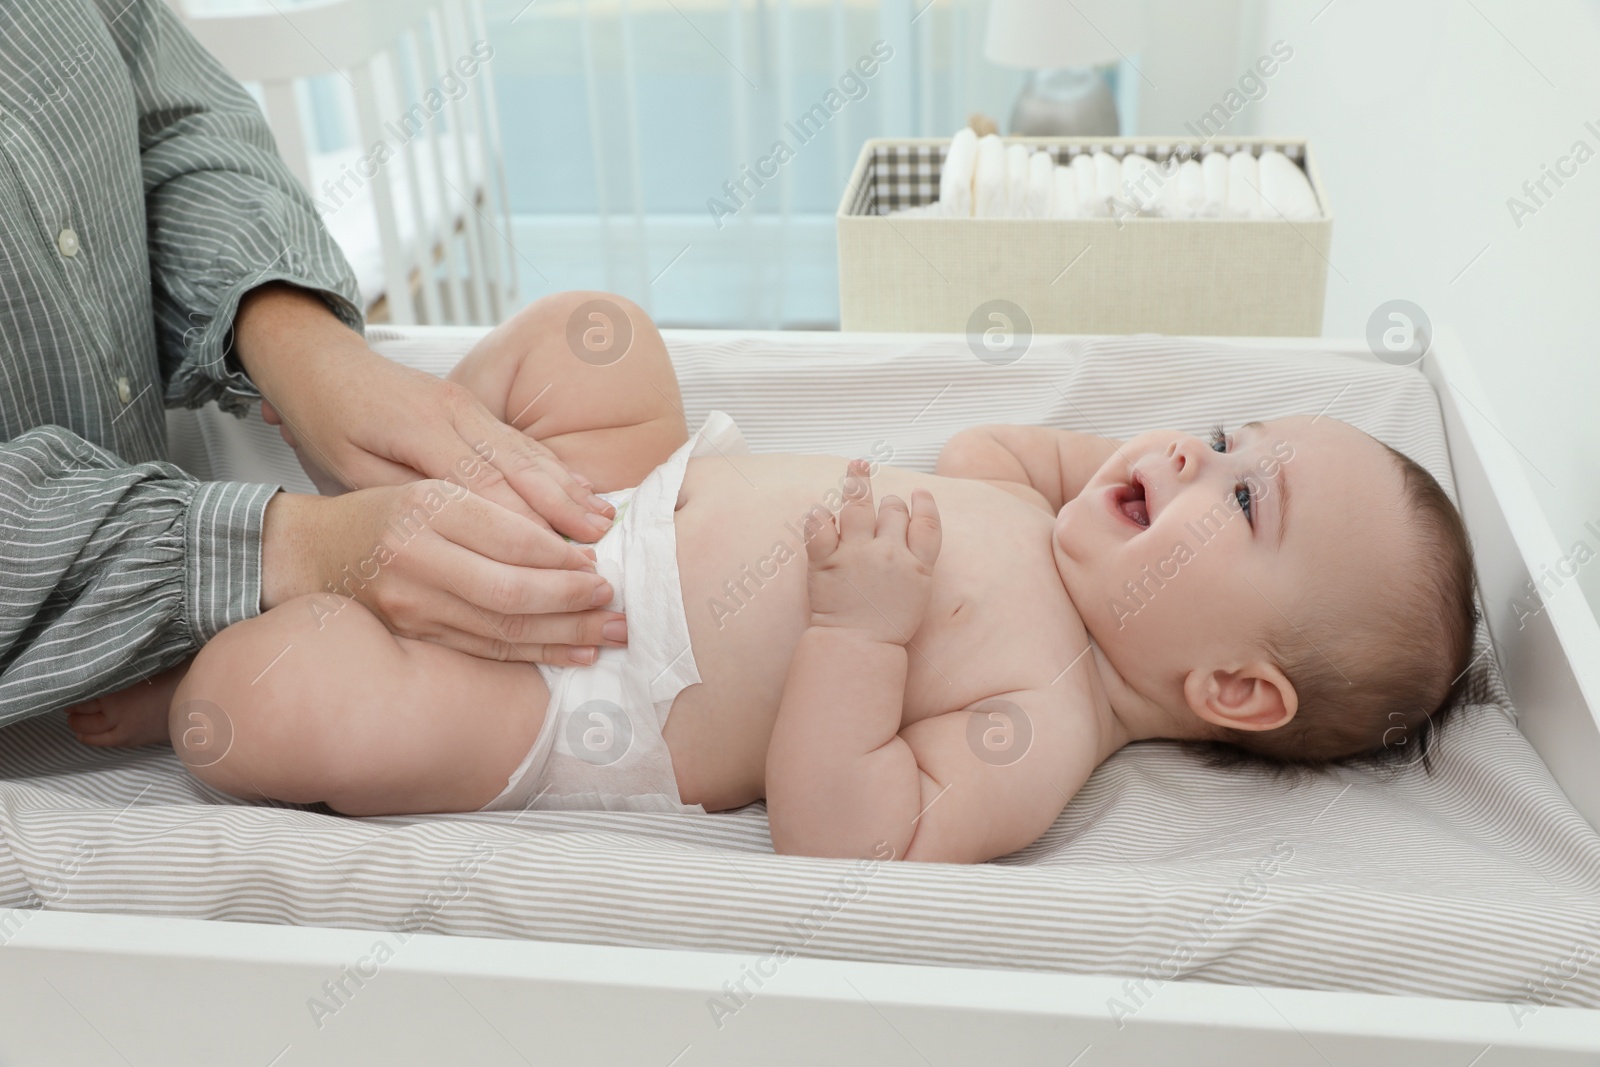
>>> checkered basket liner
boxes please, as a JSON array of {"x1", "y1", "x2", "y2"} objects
[{"x1": 853, "y1": 140, "x2": 1308, "y2": 216}]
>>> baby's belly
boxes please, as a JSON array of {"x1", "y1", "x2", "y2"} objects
[{"x1": 663, "y1": 454, "x2": 852, "y2": 810}]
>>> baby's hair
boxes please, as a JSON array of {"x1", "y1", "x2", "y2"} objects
[{"x1": 1194, "y1": 444, "x2": 1478, "y2": 777}]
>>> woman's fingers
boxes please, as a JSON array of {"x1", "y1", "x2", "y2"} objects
[
  {"x1": 378, "y1": 408, "x2": 554, "y2": 529},
  {"x1": 426, "y1": 486, "x2": 598, "y2": 573},
  {"x1": 418, "y1": 597, "x2": 627, "y2": 659},
  {"x1": 457, "y1": 406, "x2": 616, "y2": 543},
  {"x1": 268, "y1": 356, "x2": 615, "y2": 544},
  {"x1": 284, "y1": 484, "x2": 626, "y2": 665},
  {"x1": 429, "y1": 626, "x2": 601, "y2": 667},
  {"x1": 423, "y1": 537, "x2": 615, "y2": 619}
]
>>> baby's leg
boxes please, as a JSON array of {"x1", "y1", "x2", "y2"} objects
[
  {"x1": 447, "y1": 290, "x2": 689, "y2": 491},
  {"x1": 172, "y1": 593, "x2": 548, "y2": 816},
  {"x1": 65, "y1": 658, "x2": 190, "y2": 747}
]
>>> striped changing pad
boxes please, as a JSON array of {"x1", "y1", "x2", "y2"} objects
[{"x1": 3, "y1": 329, "x2": 1598, "y2": 1009}]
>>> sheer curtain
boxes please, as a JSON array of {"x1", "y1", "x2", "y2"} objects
[
  {"x1": 487, "y1": 0, "x2": 1023, "y2": 328},
  {"x1": 178, "y1": 0, "x2": 1025, "y2": 328}
]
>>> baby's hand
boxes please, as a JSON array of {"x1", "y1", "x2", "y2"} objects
[{"x1": 803, "y1": 459, "x2": 941, "y2": 645}]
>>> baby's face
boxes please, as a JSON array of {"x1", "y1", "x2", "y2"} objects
[{"x1": 1052, "y1": 416, "x2": 1413, "y2": 710}]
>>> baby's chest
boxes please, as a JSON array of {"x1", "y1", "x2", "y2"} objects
[{"x1": 899, "y1": 543, "x2": 1084, "y2": 726}]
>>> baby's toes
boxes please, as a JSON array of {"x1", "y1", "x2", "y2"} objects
[
  {"x1": 68, "y1": 716, "x2": 121, "y2": 751},
  {"x1": 65, "y1": 705, "x2": 114, "y2": 743},
  {"x1": 65, "y1": 700, "x2": 169, "y2": 748}
]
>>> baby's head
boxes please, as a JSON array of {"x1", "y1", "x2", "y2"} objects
[{"x1": 1053, "y1": 416, "x2": 1476, "y2": 768}]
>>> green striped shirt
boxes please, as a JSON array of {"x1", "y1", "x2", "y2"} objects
[{"x1": 0, "y1": 0, "x2": 364, "y2": 727}]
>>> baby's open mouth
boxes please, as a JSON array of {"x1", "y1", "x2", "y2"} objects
[{"x1": 1113, "y1": 473, "x2": 1150, "y2": 528}]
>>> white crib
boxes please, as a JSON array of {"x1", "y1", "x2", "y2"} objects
[{"x1": 172, "y1": 0, "x2": 517, "y2": 327}]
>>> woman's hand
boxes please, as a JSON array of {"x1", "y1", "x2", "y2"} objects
[
  {"x1": 261, "y1": 484, "x2": 625, "y2": 666},
  {"x1": 234, "y1": 283, "x2": 616, "y2": 541},
  {"x1": 232, "y1": 282, "x2": 625, "y2": 667}
]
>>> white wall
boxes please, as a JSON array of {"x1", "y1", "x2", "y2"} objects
[
  {"x1": 1131, "y1": 0, "x2": 1250, "y2": 136},
  {"x1": 1160, "y1": 0, "x2": 1600, "y2": 621}
]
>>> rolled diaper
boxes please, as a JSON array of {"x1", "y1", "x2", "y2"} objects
[
  {"x1": 1092, "y1": 151, "x2": 1121, "y2": 216},
  {"x1": 939, "y1": 126, "x2": 977, "y2": 218},
  {"x1": 1151, "y1": 156, "x2": 1185, "y2": 218},
  {"x1": 1070, "y1": 153, "x2": 1101, "y2": 216},
  {"x1": 1025, "y1": 150, "x2": 1055, "y2": 217},
  {"x1": 1201, "y1": 152, "x2": 1229, "y2": 218},
  {"x1": 1176, "y1": 158, "x2": 1206, "y2": 218},
  {"x1": 1119, "y1": 153, "x2": 1162, "y2": 216},
  {"x1": 1005, "y1": 143, "x2": 1031, "y2": 218},
  {"x1": 973, "y1": 134, "x2": 1007, "y2": 217},
  {"x1": 1227, "y1": 150, "x2": 1260, "y2": 219},
  {"x1": 1258, "y1": 149, "x2": 1320, "y2": 219},
  {"x1": 1051, "y1": 163, "x2": 1079, "y2": 218}
]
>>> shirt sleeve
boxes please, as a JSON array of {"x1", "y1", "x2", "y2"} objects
[
  {"x1": 94, "y1": 0, "x2": 367, "y2": 418},
  {"x1": 0, "y1": 427, "x2": 280, "y2": 728}
]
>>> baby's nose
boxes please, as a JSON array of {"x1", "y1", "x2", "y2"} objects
[{"x1": 1166, "y1": 438, "x2": 1199, "y2": 478}]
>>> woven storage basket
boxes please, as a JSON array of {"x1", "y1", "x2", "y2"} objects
[{"x1": 836, "y1": 136, "x2": 1332, "y2": 337}]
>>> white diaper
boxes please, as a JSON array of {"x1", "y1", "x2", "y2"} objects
[{"x1": 478, "y1": 410, "x2": 749, "y2": 815}]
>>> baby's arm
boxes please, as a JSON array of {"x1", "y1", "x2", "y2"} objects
[
  {"x1": 765, "y1": 461, "x2": 942, "y2": 859},
  {"x1": 891, "y1": 691, "x2": 1098, "y2": 863},
  {"x1": 936, "y1": 426, "x2": 1123, "y2": 511},
  {"x1": 764, "y1": 461, "x2": 1094, "y2": 863}
]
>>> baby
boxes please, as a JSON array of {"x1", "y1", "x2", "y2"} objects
[{"x1": 71, "y1": 291, "x2": 1478, "y2": 864}]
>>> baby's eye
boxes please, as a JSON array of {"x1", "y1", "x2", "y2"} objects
[
  {"x1": 1235, "y1": 483, "x2": 1253, "y2": 524},
  {"x1": 1209, "y1": 424, "x2": 1228, "y2": 453}
]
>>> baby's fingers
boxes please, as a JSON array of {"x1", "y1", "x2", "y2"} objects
[
  {"x1": 875, "y1": 493, "x2": 910, "y2": 544},
  {"x1": 906, "y1": 488, "x2": 942, "y2": 567},
  {"x1": 803, "y1": 506, "x2": 839, "y2": 561},
  {"x1": 838, "y1": 459, "x2": 876, "y2": 542}
]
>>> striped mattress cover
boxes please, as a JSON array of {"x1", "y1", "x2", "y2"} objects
[{"x1": 3, "y1": 328, "x2": 1598, "y2": 1009}]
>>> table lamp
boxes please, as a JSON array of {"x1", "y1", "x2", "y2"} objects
[{"x1": 984, "y1": 0, "x2": 1147, "y2": 136}]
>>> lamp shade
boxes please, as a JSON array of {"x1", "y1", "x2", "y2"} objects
[{"x1": 984, "y1": 0, "x2": 1146, "y2": 69}]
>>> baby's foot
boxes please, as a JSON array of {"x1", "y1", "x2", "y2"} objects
[{"x1": 65, "y1": 659, "x2": 191, "y2": 748}]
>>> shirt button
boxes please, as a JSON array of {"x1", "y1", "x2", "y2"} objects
[
  {"x1": 116, "y1": 376, "x2": 132, "y2": 404},
  {"x1": 57, "y1": 227, "x2": 80, "y2": 258}
]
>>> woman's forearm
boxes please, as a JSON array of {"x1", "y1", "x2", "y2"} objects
[
  {"x1": 259, "y1": 490, "x2": 320, "y2": 612},
  {"x1": 231, "y1": 281, "x2": 372, "y2": 398}
]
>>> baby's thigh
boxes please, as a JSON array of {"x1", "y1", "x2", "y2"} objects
[
  {"x1": 449, "y1": 290, "x2": 688, "y2": 491},
  {"x1": 173, "y1": 594, "x2": 548, "y2": 816}
]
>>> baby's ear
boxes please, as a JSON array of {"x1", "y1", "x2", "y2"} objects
[{"x1": 1182, "y1": 663, "x2": 1297, "y2": 732}]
